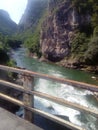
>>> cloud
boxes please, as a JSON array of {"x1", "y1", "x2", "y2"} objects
[{"x1": 0, "y1": 0, "x2": 27, "y2": 24}]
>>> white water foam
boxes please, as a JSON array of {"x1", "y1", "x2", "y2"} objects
[
  {"x1": 14, "y1": 48, "x2": 98, "y2": 130},
  {"x1": 34, "y1": 78, "x2": 98, "y2": 129}
]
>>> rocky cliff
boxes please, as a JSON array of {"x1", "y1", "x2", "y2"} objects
[
  {"x1": 17, "y1": 0, "x2": 48, "y2": 56},
  {"x1": 41, "y1": 0, "x2": 76, "y2": 61},
  {"x1": 40, "y1": 0, "x2": 98, "y2": 72},
  {"x1": 18, "y1": 0, "x2": 48, "y2": 36},
  {"x1": 17, "y1": 0, "x2": 98, "y2": 73}
]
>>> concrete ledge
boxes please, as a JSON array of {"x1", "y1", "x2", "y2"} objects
[{"x1": 0, "y1": 107, "x2": 43, "y2": 130}]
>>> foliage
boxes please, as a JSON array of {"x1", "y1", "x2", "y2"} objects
[
  {"x1": 91, "y1": 2, "x2": 98, "y2": 28},
  {"x1": 71, "y1": 33, "x2": 89, "y2": 53},
  {"x1": 0, "y1": 33, "x2": 22, "y2": 50},
  {"x1": 0, "y1": 33, "x2": 9, "y2": 51},
  {"x1": 24, "y1": 23, "x2": 42, "y2": 57},
  {"x1": 0, "y1": 48, "x2": 9, "y2": 64},
  {"x1": 24, "y1": 31, "x2": 40, "y2": 55},
  {"x1": 0, "y1": 32, "x2": 21, "y2": 65},
  {"x1": 70, "y1": 32, "x2": 98, "y2": 65},
  {"x1": 0, "y1": 10, "x2": 17, "y2": 35},
  {"x1": 24, "y1": 11, "x2": 48, "y2": 57},
  {"x1": 16, "y1": 0, "x2": 48, "y2": 57},
  {"x1": 7, "y1": 59, "x2": 16, "y2": 67},
  {"x1": 72, "y1": 0, "x2": 98, "y2": 34},
  {"x1": 84, "y1": 37, "x2": 98, "y2": 65},
  {"x1": 93, "y1": 26, "x2": 98, "y2": 37},
  {"x1": 17, "y1": 0, "x2": 48, "y2": 40},
  {"x1": 69, "y1": 0, "x2": 98, "y2": 65},
  {"x1": 72, "y1": 0, "x2": 93, "y2": 13},
  {"x1": 5, "y1": 38, "x2": 22, "y2": 49}
]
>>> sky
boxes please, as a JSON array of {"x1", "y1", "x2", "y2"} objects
[{"x1": 0, "y1": 0, "x2": 28, "y2": 24}]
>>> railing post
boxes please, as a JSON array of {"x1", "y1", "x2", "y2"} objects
[{"x1": 23, "y1": 75, "x2": 34, "y2": 122}]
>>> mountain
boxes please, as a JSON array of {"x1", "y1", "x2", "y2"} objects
[
  {"x1": 0, "y1": 9, "x2": 17, "y2": 35},
  {"x1": 40, "y1": 0, "x2": 98, "y2": 72},
  {"x1": 19, "y1": 0, "x2": 48, "y2": 30},
  {"x1": 18, "y1": 0, "x2": 98, "y2": 73},
  {"x1": 16, "y1": 0, "x2": 48, "y2": 56},
  {"x1": 18, "y1": 0, "x2": 48, "y2": 38}
]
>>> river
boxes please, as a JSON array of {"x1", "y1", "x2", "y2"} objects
[{"x1": 12, "y1": 48, "x2": 98, "y2": 130}]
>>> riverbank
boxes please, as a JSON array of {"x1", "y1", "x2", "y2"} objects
[
  {"x1": 39, "y1": 55, "x2": 98, "y2": 76},
  {"x1": 21, "y1": 48, "x2": 98, "y2": 75},
  {"x1": 57, "y1": 59, "x2": 98, "y2": 74}
]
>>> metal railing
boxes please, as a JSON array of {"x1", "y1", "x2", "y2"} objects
[{"x1": 0, "y1": 65, "x2": 98, "y2": 130}]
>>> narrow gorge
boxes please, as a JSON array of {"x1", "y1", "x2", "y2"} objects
[
  {"x1": 17, "y1": 0, "x2": 98, "y2": 73},
  {"x1": 0, "y1": 1, "x2": 98, "y2": 130},
  {"x1": 40, "y1": 0, "x2": 98, "y2": 73}
]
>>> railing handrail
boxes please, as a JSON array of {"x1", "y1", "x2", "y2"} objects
[
  {"x1": 0, "y1": 65, "x2": 98, "y2": 130},
  {"x1": 0, "y1": 65, "x2": 98, "y2": 92},
  {"x1": 0, "y1": 79, "x2": 98, "y2": 117}
]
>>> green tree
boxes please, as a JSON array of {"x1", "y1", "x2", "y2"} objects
[
  {"x1": 84, "y1": 37, "x2": 98, "y2": 65},
  {"x1": 93, "y1": 26, "x2": 98, "y2": 37}
]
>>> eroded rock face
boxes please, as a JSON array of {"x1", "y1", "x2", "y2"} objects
[
  {"x1": 19, "y1": 0, "x2": 48, "y2": 32},
  {"x1": 40, "y1": 0, "x2": 90, "y2": 62}
]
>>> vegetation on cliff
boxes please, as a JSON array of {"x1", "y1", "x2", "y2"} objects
[
  {"x1": 24, "y1": 10, "x2": 48, "y2": 57},
  {"x1": 0, "y1": 33, "x2": 9, "y2": 64},
  {"x1": 0, "y1": 7, "x2": 27, "y2": 73},
  {"x1": 38, "y1": 0, "x2": 98, "y2": 72},
  {"x1": 70, "y1": 0, "x2": 98, "y2": 65},
  {"x1": 0, "y1": 32, "x2": 21, "y2": 66},
  {"x1": 1, "y1": 0, "x2": 98, "y2": 72},
  {"x1": 17, "y1": 0, "x2": 48, "y2": 56},
  {"x1": 0, "y1": 9, "x2": 21, "y2": 65},
  {"x1": 0, "y1": 9, "x2": 17, "y2": 35}
]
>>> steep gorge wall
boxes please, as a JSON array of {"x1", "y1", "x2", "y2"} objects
[
  {"x1": 19, "y1": 0, "x2": 48, "y2": 34},
  {"x1": 40, "y1": 0, "x2": 98, "y2": 72},
  {"x1": 17, "y1": 0, "x2": 98, "y2": 73},
  {"x1": 41, "y1": 0, "x2": 90, "y2": 61}
]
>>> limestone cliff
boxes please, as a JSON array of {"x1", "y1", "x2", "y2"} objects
[
  {"x1": 41, "y1": 0, "x2": 90, "y2": 61},
  {"x1": 40, "y1": 0, "x2": 98, "y2": 72},
  {"x1": 19, "y1": 0, "x2": 48, "y2": 34},
  {"x1": 17, "y1": 0, "x2": 98, "y2": 72}
]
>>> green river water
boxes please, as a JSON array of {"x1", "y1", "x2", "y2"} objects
[{"x1": 12, "y1": 48, "x2": 98, "y2": 130}]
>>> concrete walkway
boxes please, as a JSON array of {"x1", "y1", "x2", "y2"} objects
[{"x1": 0, "y1": 107, "x2": 43, "y2": 130}]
